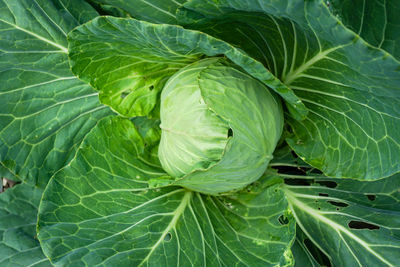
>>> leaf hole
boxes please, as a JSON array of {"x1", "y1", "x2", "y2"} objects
[
  {"x1": 348, "y1": 220, "x2": 379, "y2": 230},
  {"x1": 284, "y1": 178, "x2": 314, "y2": 186},
  {"x1": 149, "y1": 85, "x2": 154, "y2": 91},
  {"x1": 366, "y1": 194, "x2": 376, "y2": 201},
  {"x1": 227, "y1": 128, "x2": 233, "y2": 137},
  {"x1": 318, "y1": 193, "x2": 329, "y2": 197},
  {"x1": 327, "y1": 201, "x2": 348, "y2": 207},
  {"x1": 278, "y1": 215, "x2": 289, "y2": 225},
  {"x1": 277, "y1": 166, "x2": 307, "y2": 175},
  {"x1": 121, "y1": 92, "x2": 129, "y2": 99},
  {"x1": 303, "y1": 239, "x2": 332, "y2": 266},
  {"x1": 164, "y1": 232, "x2": 172, "y2": 242},
  {"x1": 316, "y1": 180, "x2": 337, "y2": 188},
  {"x1": 311, "y1": 169, "x2": 324, "y2": 175},
  {"x1": 1, "y1": 178, "x2": 19, "y2": 192}
]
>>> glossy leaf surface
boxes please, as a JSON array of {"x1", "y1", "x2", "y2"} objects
[
  {"x1": 0, "y1": 0, "x2": 112, "y2": 187},
  {"x1": 38, "y1": 116, "x2": 295, "y2": 266},
  {"x1": 180, "y1": 0, "x2": 400, "y2": 180}
]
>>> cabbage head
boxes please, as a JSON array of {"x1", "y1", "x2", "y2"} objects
[{"x1": 158, "y1": 58, "x2": 284, "y2": 194}]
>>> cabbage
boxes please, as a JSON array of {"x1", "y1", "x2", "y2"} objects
[{"x1": 159, "y1": 58, "x2": 283, "y2": 193}]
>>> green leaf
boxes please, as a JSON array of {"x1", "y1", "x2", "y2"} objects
[
  {"x1": 0, "y1": 0, "x2": 113, "y2": 187},
  {"x1": 0, "y1": 183, "x2": 50, "y2": 267},
  {"x1": 38, "y1": 116, "x2": 295, "y2": 266},
  {"x1": 180, "y1": 0, "x2": 400, "y2": 180},
  {"x1": 283, "y1": 175, "x2": 400, "y2": 266},
  {"x1": 329, "y1": 0, "x2": 400, "y2": 61},
  {"x1": 86, "y1": 0, "x2": 186, "y2": 24},
  {"x1": 68, "y1": 16, "x2": 306, "y2": 118}
]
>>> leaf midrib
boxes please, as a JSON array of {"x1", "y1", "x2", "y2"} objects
[
  {"x1": 138, "y1": 190, "x2": 192, "y2": 266},
  {"x1": 140, "y1": 0, "x2": 177, "y2": 19},
  {"x1": 282, "y1": 45, "x2": 346, "y2": 85},
  {"x1": 0, "y1": 18, "x2": 67, "y2": 53}
]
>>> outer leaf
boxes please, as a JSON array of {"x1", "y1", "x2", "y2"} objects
[
  {"x1": 0, "y1": 0, "x2": 112, "y2": 187},
  {"x1": 330, "y1": 0, "x2": 400, "y2": 61},
  {"x1": 0, "y1": 183, "x2": 50, "y2": 267},
  {"x1": 86, "y1": 0, "x2": 186, "y2": 24},
  {"x1": 38, "y1": 116, "x2": 295, "y2": 266},
  {"x1": 68, "y1": 16, "x2": 307, "y2": 118},
  {"x1": 179, "y1": 0, "x2": 400, "y2": 180},
  {"x1": 283, "y1": 175, "x2": 400, "y2": 267}
]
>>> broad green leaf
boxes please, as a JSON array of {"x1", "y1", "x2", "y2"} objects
[
  {"x1": 68, "y1": 16, "x2": 307, "y2": 118},
  {"x1": 0, "y1": 183, "x2": 50, "y2": 267},
  {"x1": 0, "y1": 0, "x2": 112, "y2": 187},
  {"x1": 329, "y1": 0, "x2": 400, "y2": 61},
  {"x1": 38, "y1": 116, "x2": 295, "y2": 266},
  {"x1": 86, "y1": 0, "x2": 186, "y2": 24},
  {"x1": 180, "y1": 0, "x2": 400, "y2": 180},
  {"x1": 283, "y1": 175, "x2": 400, "y2": 267}
]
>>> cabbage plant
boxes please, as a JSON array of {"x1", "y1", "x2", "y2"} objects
[{"x1": 0, "y1": 0, "x2": 399, "y2": 266}]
